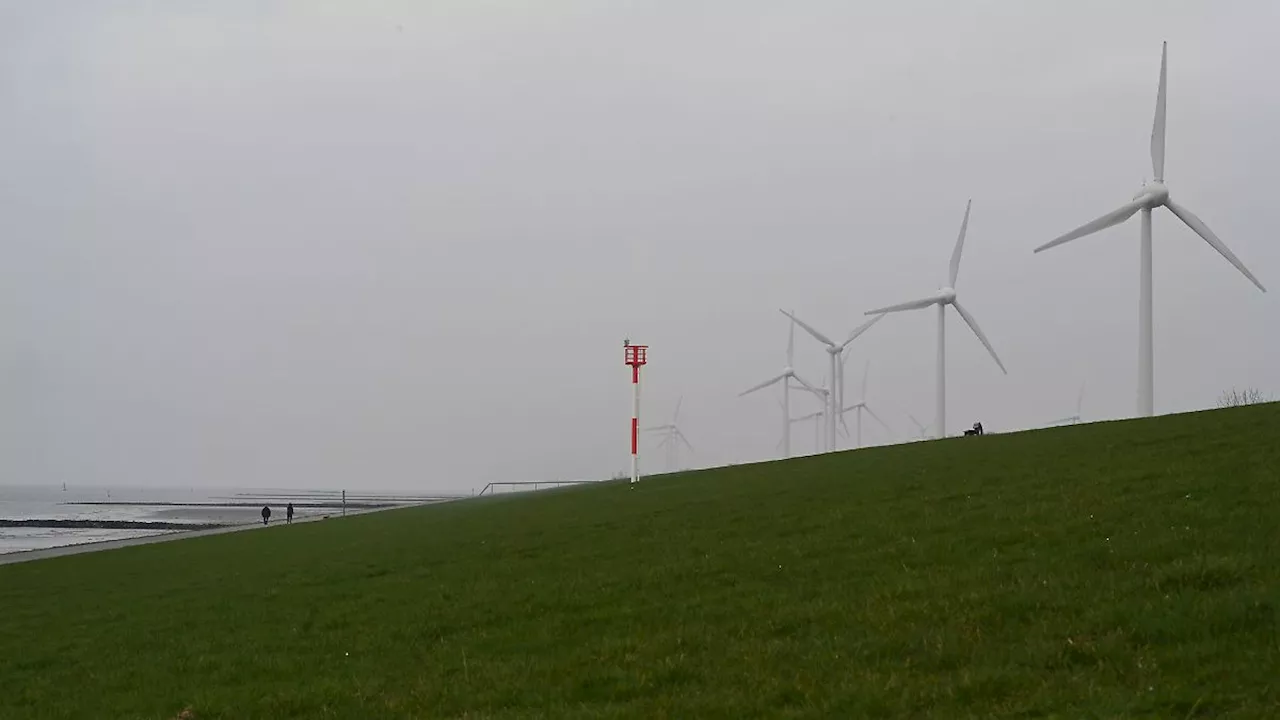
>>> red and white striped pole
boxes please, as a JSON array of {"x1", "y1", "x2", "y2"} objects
[{"x1": 624, "y1": 342, "x2": 648, "y2": 484}]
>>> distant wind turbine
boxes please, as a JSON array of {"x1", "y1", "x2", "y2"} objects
[
  {"x1": 645, "y1": 397, "x2": 694, "y2": 472},
  {"x1": 791, "y1": 375, "x2": 832, "y2": 454},
  {"x1": 1035, "y1": 42, "x2": 1265, "y2": 418},
  {"x1": 780, "y1": 310, "x2": 884, "y2": 452},
  {"x1": 776, "y1": 398, "x2": 799, "y2": 454},
  {"x1": 776, "y1": 397, "x2": 822, "y2": 456},
  {"x1": 792, "y1": 407, "x2": 827, "y2": 454},
  {"x1": 1050, "y1": 384, "x2": 1086, "y2": 426},
  {"x1": 740, "y1": 313, "x2": 820, "y2": 458},
  {"x1": 907, "y1": 413, "x2": 931, "y2": 442},
  {"x1": 864, "y1": 200, "x2": 1007, "y2": 438},
  {"x1": 837, "y1": 359, "x2": 890, "y2": 448}
]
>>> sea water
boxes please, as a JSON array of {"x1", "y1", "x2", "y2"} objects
[{"x1": 0, "y1": 485, "x2": 348, "y2": 555}]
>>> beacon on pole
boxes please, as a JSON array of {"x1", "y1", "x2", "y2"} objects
[{"x1": 624, "y1": 341, "x2": 648, "y2": 484}]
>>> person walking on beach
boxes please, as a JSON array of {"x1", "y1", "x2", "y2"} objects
[
  {"x1": 261, "y1": 505, "x2": 271, "y2": 526},
  {"x1": 286, "y1": 503, "x2": 294, "y2": 524}
]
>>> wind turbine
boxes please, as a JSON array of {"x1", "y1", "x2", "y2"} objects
[
  {"x1": 777, "y1": 397, "x2": 822, "y2": 456},
  {"x1": 864, "y1": 200, "x2": 1007, "y2": 438},
  {"x1": 793, "y1": 407, "x2": 827, "y2": 454},
  {"x1": 791, "y1": 374, "x2": 834, "y2": 453},
  {"x1": 838, "y1": 359, "x2": 890, "y2": 448},
  {"x1": 907, "y1": 413, "x2": 931, "y2": 442},
  {"x1": 1035, "y1": 42, "x2": 1265, "y2": 418},
  {"x1": 787, "y1": 373, "x2": 834, "y2": 453},
  {"x1": 645, "y1": 397, "x2": 694, "y2": 471},
  {"x1": 740, "y1": 313, "x2": 820, "y2": 458},
  {"x1": 780, "y1": 310, "x2": 884, "y2": 452},
  {"x1": 1050, "y1": 384, "x2": 1086, "y2": 426},
  {"x1": 776, "y1": 399, "x2": 803, "y2": 455}
]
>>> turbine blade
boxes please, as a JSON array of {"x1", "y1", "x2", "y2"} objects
[
  {"x1": 864, "y1": 404, "x2": 891, "y2": 432},
  {"x1": 864, "y1": 295, "x2": 938, "y2": 315},
  {"x1": 677, "y1": 430, "x2": 695, "y2": 453},
  {"x1": 790, "y1": 385, "x2": 824, "y2": 405},
  {"x1": 1165, "y1": 199, "x2": 1266, "y2": 292},
  {"x1": 951, "y1": 300, "x2": 1007, "y2": 374},
  {"x1": 673, "y1": 396, "x2": 683, "y2": 424},
  {"x1": 949, "y1": 199, "x2": 972, "y2": 287},
  {"x1": 790, "y1": 372, "x2": 820, "y2": 395},
  {"x1": 907, "y1": 413, "x2": 926, "y2": 432},
  {"x1": 739, "y1": 373, "x2": 786, "y2": 397},
  {"x1": 1034, "y1": 198, "x2": 1146, "y2": 253},
  {"x1": 838, "y1": 412, "x2": 850, "y2": 438},
  {"x1": 780, "y1": 309, "x2": 835, "y2": 347},
  {"x1": 1151, "y1": 41, "x2": 1167, "y2": 182},
  {"x1": 841, "y1": 312, "x2": 885, "y2": 349},
  {"x1": 643, "y1": 425, "x2": 673, "y2": 432}
]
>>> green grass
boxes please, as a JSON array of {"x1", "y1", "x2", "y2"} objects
[{"x1": 2, "y1": 404, "x2": 1279, "y2": 719}]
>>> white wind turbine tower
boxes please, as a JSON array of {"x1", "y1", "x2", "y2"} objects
[
  {"x1": 780, "y1": 310, "x2": 884, "y2": 452},
  {"x1": 1036, "y1": 42, "x2": 1265, "y2": 417},
  {"x1": 740, "y1": 313, "x2": 820, "y2": 458},
  {"x1": 645, "y1": 397, "x2": 694, "y2": 472},
  {"x1": 838, "y1": 359, "x2": 890, "y2": 448},
  {"x1": 776, "y1": 398, "x2": 806, "y2": 455},
  {"x1": 864, "y1": 200, "x2": 1007, "y2": 438}
]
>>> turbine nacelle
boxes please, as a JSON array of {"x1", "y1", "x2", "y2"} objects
[
  {"x1": 937, "y1": 287, "x2": 957, "y2": 304},
  {"x1": 1134, "y1": 181, "x2": 1169, "y2": 207}
]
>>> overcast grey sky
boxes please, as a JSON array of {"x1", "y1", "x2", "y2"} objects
[{"x1": 2, "y1": 1, "x2": 1276, "y2": 492}]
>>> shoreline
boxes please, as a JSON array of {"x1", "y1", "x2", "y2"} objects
[
  {"x1": 68, "y1": 501, "x2": 394, "y2": 509},
  {"x1": 0, "y1": 501, "x2": 443, "y2": 567},
  {"x1": 1, "y1": 519, "x2": 228, "y2": 531}
]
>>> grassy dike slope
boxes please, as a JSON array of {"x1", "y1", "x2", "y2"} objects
[{"x1": 1, "y1": 403, "x2": 1278, "y2": 719}]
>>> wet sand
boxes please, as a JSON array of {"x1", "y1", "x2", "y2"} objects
[
  {"x1": 0, "y1": 503, "x2": 432, "y2": 567},
  {"x1": 1, "y1": 519, "x2": 226, "y2": 530},
  {"x1": 146, "y1": 506, "x2": 323, "y2": 524}
]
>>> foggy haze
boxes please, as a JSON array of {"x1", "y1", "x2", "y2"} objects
[{"x1": 2, "y1": 2, "x2": 1277, "y2": 492}]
